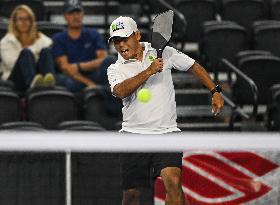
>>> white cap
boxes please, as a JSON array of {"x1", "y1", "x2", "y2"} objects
[{"x1": 109, "y1": 16, "x2": 138, "y2": 42}]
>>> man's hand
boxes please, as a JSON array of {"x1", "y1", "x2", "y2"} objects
[
  {"x1": 86, "y1": 81, "x2": 97, "y2": 87},
  {"x1": 147, "y1": 58, "x2": 163, "y2": 75},
  {"x1": 65, "y1": 64, "x2": 79, "y2": 76},
  {"x1": 212, "y1": 92, "x2": 224, "y2": 116}
]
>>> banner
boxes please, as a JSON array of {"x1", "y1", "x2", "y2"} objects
[{"x1": 155, "y1": 151, "x2": 280, "y2": 204}]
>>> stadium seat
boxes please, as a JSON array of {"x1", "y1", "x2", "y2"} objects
[
  {"x1": 267, "y1": 83, "x2": 280, "y2": 131},
  {"x1": 0, "y1": 79, "x2": 15, "y2": 91},
  {"x1": 83, "y1": 87, "x2": 122, "y2": 130},
  {"x1": 271, "y1": 0, "x2": 280, "y2": 20},
  {"x1": 0, "y1": 89, "x2": 21, "y2": 125},
  {"x1": 253, "y1": 20, "x2": 280, "y2": 27},
  {"x1": 0, "y1": 0, "x2": 45, "y2": 21},
  {"x1": 57, "y1": 120, "x2": 105, "y2": 131},
  {"x1": 37, "y1": 21, "x2": 65, "y2": 38},
  {"x1": 200, "y1": 21, "x2": 247, "y2": 77},
  {"x1": 0, "y1": 20, "x2": 8, "y2": 40},
  {"x1": 0, "y1": 121, "x2": 44, "y2": 130},
  {"x1": 174, "y1": 0, "x2": 217, "y2": 42},
  {"x1": 233, "y1": 55, "x2": 280, "y2": 105},
  {"x1": 253, "y1": 20, "x2": 280, "y2": 57},
  {"x1": 221, "y1": 0, "x2": 267, "y2": 31},
  {"x1": 236, "y1": 50, "x2": 272, "y2": 61},
  {"x1": 221, "y1": 52, "x2": 280, "y2": 130},
  {"x1": 27, "y1": 87, "x2": 78, "y2": 129}
]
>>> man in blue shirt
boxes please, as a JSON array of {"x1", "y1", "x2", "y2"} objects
[{"x1": 52, "y1": 0, "x2": 115, "y2": 92}]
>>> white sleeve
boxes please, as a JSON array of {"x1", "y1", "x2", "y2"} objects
[
  {"x1": 107, "y1": 64, "x2": 125, "y2": 93},
  {"x1": 0, "y1": 37, "x2": 20, "y2": 71},
  {"x1": 165, "y1": 46, "x2": 195, "y2": 71}
]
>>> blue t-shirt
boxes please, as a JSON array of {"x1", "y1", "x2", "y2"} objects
[{"x1": 52, "y1": 27, "x2": 107, "y2": 64}]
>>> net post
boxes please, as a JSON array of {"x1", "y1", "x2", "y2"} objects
[{"x1": 66, "y1": 150, "x2": 72, "y2": 205}]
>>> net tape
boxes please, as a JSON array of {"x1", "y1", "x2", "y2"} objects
[{"x1": 0, "y1": 131, "x2": 279, "y2": 152}]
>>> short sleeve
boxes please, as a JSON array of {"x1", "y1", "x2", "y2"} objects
[
  {"x1": 91, "y1": 29, "x2": 107, "y2": 50},
  {"x1": 52, "y1": 33, "x2": 66, "y2": 58},
  {"x1": 107, "y1": 64, "x2": 125, "y2": 94},
  {"x1": 165, "y1": 46, "x2": 195, "y2": 71}
]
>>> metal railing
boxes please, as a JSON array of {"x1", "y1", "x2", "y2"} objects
[{"x1": 221, "y1": 58, "x2": 258, "y2": 129}]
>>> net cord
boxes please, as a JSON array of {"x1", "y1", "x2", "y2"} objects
[
  {"x1": 0, "y1": 131, "x2": 279, "y2": 152},
  {"x1": 0, "y1": 131, "x2": 279, "y2": 205}
]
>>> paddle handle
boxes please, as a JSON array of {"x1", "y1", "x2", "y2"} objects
[
  {"x1": 157, "y1": 49, "x2": 163, "y2": 73},
  {"x1": 157, "y1": 49, "x2": 163, "y2": 58}
]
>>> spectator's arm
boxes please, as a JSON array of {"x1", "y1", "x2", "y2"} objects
[
  {"x1": 0, "y1": 40, "x2": 20, "y2": 70},
  {"x1": 78, "y1": 49, "x2": 108, "y2": 71},
  {"x1": 56, "y1": 55, "x2": 96, "y2": 86}
]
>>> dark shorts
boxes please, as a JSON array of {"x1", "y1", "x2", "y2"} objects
[{"x1": 119, "y1": 152, "x2": 182, "y2": 190}]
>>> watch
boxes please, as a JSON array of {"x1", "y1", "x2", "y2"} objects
[{"x1": 211, "y1": 85, "x2": 222, "y2": 95}]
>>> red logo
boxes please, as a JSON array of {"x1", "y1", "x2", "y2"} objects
[{"x1": 154, "y1": 151, "x2": 279, "y2": 204}]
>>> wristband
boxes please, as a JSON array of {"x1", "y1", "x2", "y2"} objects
[{"x1": 211, "y1": 85, "x2": 222, "y2": 95}]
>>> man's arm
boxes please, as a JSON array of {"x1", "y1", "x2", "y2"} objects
[
  {"x1": 77, "y1": 50, "x2": 108, "y2": 71},
  {"x1": 56, "y1": 55, "x2": 95, "y2": 86},
  {"x1": 113, "y1": 59, "x2": 163, "y2": 99},
  {"x1": 189, "y1": 62, "x2": 224, "y2": 115}
]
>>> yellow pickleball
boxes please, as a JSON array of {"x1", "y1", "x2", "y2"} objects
[{"x1": 137, "y1": 88, "x2": 151, "y2": 103}]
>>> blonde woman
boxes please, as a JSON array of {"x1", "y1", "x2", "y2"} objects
[{"x1": 0, "y1": 4, "x2": 55, "y2": 92}]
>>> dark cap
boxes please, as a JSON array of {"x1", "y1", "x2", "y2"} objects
[{"x1": 64, "y1": 0, "x2": 83, "y2": 13}]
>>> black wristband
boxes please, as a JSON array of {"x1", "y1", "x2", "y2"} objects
[
  {"x1": 211, "y1": 85, "x2": 222, "y2": 95},
  {"x1": 77, "y1": 63, "x2": 82, "y2": 72}
]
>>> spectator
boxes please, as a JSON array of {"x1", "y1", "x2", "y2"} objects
[
  {"x1": 0, "y1": 4, "x2": 55, "y2": 92},
  {"x1": 52, "y1": 0, "x2": 116, "y2": 92}
]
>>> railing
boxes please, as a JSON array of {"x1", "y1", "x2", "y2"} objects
[{"x1": 221, "y1": 58, "x2": 258, "y2": 129}]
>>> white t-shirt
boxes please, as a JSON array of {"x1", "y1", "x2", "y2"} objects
[{"x1": 107, "y1": 42, "x2": 195, "y2": 134}]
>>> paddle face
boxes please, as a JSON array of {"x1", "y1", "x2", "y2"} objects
[{"x1": 151, "y1": 10, "x2": 174, "y2": 58}]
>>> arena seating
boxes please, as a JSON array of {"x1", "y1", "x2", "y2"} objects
[
  {"x1": 175, "y1": 0, "x2": 217, "y2": 43},
  {"x1": 0, "y1": 88, "x2": 21, "y2": 125},
  {"x1": 220, "y1": 0, "x2": 267, "y2": 32},
  {"x1": 27, "y1": 87, "x2": 78, "y2": 129},
  {"x1": 253, "y1": 20, "x2": 280, "y2": 56},
  {"x1": 0, "y1": 121, "x2": 45, "y2": 130},
  {"x1": 57, "y1": 120, "x2": 105, "y2": 131},
  {"x1": 200, "y1": 21, "x2": 248, "y2": 75},
  {"x1": 1, "y1": 1, "x2": 280, "y2": 205},
  {"x1": 0, "y1": 0, "x2": 45, "y2": 21},
  {"x1": 1, "y1": 0, "x2": 279, "y2": 132},
  {"x1": 266, "y1": 83, "x2": 280, "y2": 130}
]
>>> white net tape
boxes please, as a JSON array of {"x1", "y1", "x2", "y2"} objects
[
  {"x1": 0, "y1": 131, "x2": 279, "y2": 152},
  {"x1": 0, "y1": 131, "x2": 280, "y2": 205}
]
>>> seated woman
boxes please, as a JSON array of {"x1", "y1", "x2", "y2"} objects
[{"x1": 0, "y1": 4, "x2": 55, "y2": 92}]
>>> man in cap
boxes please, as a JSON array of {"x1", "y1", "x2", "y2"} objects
[
  {"x1": 107, "y1": 16, "x2": 224, "y2": 205},
  {"x1": 52, "y1": 0, "x2": 115, "y2": 92}
]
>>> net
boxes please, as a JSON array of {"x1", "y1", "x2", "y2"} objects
[
  {"x1": 0, "y1": 131, "x2": 279, "y2": 152},
  {"x1": 0, "y1": 131, "x2": 279, "y2": 205}
]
